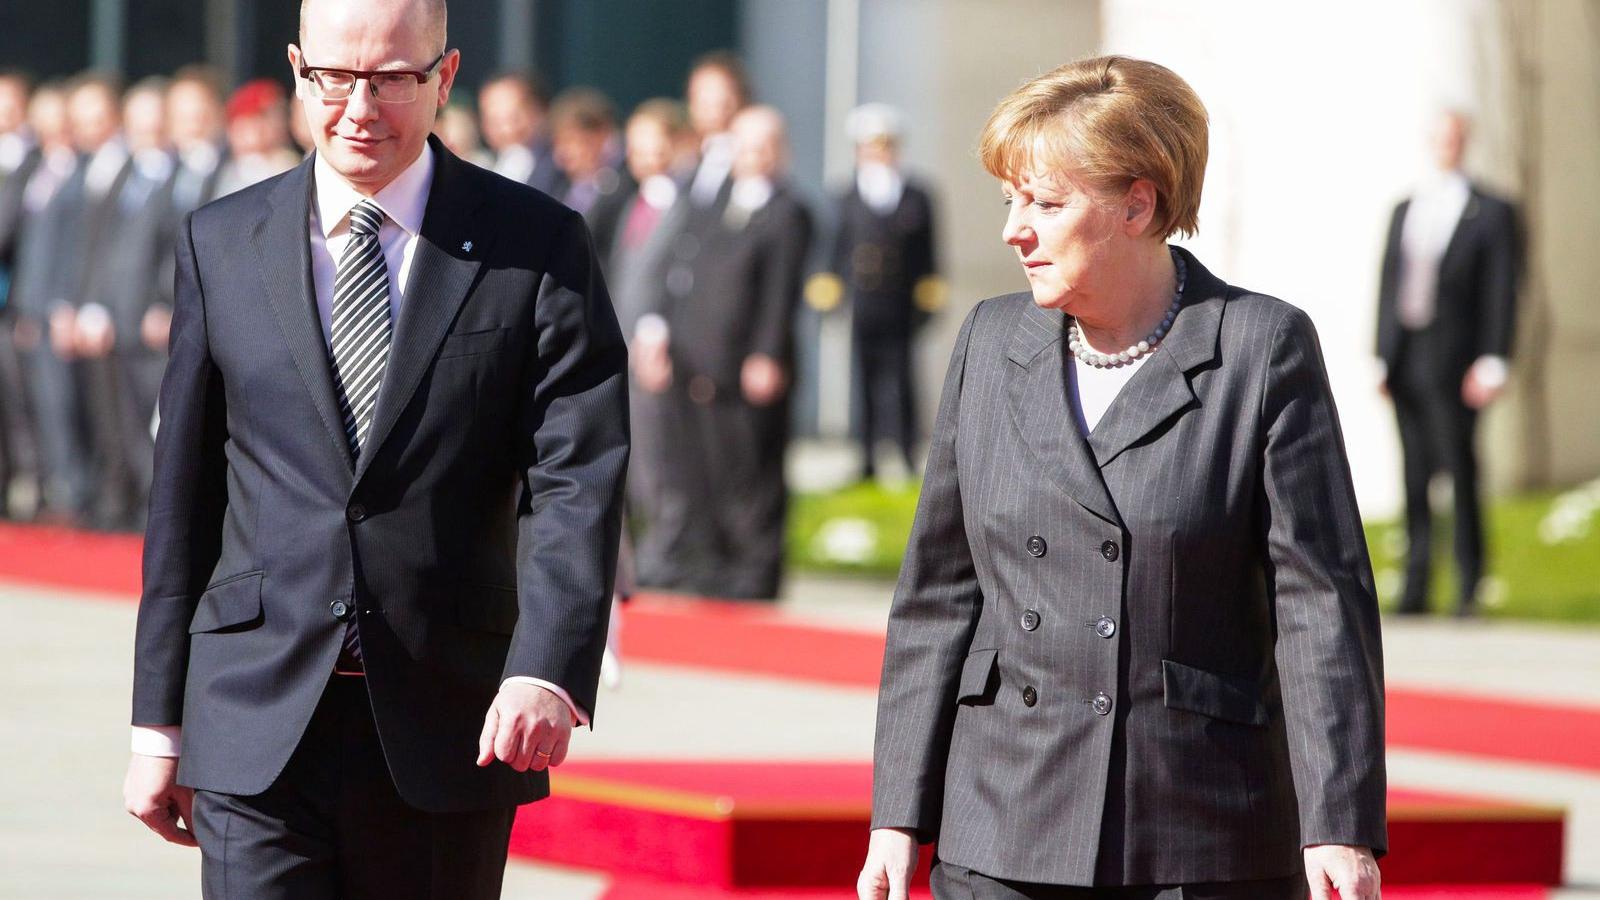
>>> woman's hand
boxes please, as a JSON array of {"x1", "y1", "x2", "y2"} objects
[
  {"x1": 1304, "y1": 844, "x2": 1380, "y2": 900},
  {"x1": 856, "y1": 827, "x2": 919, "y2": 900}
]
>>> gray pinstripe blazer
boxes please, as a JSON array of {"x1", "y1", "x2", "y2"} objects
[{"x1": 870, "y1": 247, "x2": 1386, "y2": 886}]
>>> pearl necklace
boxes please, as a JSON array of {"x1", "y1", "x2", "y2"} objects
[{"x1": 1067, "y1": 252, "x2": 1187, "y2": 369}]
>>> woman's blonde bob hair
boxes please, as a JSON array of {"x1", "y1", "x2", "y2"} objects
[{"x1": 979, "y1": 56, "x2": 1209, "y2": 240}]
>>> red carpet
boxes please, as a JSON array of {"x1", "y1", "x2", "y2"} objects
[{"x1": 512, "y1": 762, "x2": 1563, "y2": 889}]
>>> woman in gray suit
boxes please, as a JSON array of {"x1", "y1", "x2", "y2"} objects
[{"x1": 859, "y1": 57, "x2": 1385, "y2": 900}]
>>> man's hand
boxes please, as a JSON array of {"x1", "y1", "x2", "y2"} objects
[
  {"x1": 1461, "y1": 368, "x2": 1503, "y2": 410},
  {"x1": 476, "y1": 682, "x2": 574, "y2": 773},
  {"x1": 633, "y1": 336, "x2": 673, "y2": 394},
  {"x1": 1304, "y1": 844, "x2": 1380, "y2": 900},
  {"x1": 48, "y1": 306, "x2": 77, "y2": 359},
  {"x1": 123, "y1": 754, "x2": 197, "y2": 848},
  {"x1": 856, "y1": 827, "x2": 918, "y2": 900},
  {"x1": 142, "y1": 305, "x2": 173, "y2": 353},
  {"x1": 741, "y1": 353, "x2": 786, "y2": 406}
]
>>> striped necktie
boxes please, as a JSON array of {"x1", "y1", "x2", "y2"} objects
[{"x1": 330, "y1": 199, "x2": 391, "y2": 666}]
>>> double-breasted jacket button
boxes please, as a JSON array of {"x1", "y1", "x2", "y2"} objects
[
  {"x1": 330, "y1": 599, "x2": 353, "y2": 621},
  {"x1": 1026, "y1": 535, "x2": 1047, "y2": 558},
  {"x1": 1091, "y1": 692, "x2": 1114, "y2": 716},
  {"x1": 1094, "y1": 616, "x2": 1116, "y2": 639},
  {"x1": 1100, "y1": 540, "x2": 1119, "y2": 562},
  {"x1": 1021, "y1": 609, "x2": 1041, "y2": 632},
  {"x1": 1021, "y1": 685, "x2": 1038, "y2": 707},
  {"x1": 346, "y1": 503, "x2": 368, "y2": 523}
]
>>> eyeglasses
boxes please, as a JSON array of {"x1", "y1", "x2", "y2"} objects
[{"x1": 298, "y1": 52, "x2": 446, "y2": 103}]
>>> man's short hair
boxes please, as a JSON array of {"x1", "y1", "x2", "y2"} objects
[
  {"x1": 67, "y1": 71, "x2": 124, "y2": 103},
  {"x1": 550, "y1": 87, "x2": 615, "y2": 134},
  {"x1": 170, "y1": 64, "x2": 227, "y2": 103},
  {"x1": 299, "y1": 0, "x2": 448, "y2": 50},
  {"x1": 0, "y1": 69, "x2": 34, "y2": 94},
  {"x1": 628, "y1": 98, "x2": 687, "y2": 136},
  {"x1": 686, "y1": 50, "x2": 750, "y2": 106},
  {"x1": 482, "y1": 71, "x2": 551, "y2": 111}
]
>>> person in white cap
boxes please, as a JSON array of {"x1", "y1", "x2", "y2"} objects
[{"x1": 812, "y1": 102, "x2": 943, "y2": 481}]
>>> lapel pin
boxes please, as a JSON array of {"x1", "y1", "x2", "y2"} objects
[{"x1": 461, "y1": 240, "x2": 474, "y2": 253}]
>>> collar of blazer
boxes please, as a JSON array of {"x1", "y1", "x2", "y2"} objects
[
  {"x1": 1003, "y1": 245, "x2": 1225, "y2": 526},
  {"x1": 251, "y1": 134, "x2": 491, "y2": 484}
]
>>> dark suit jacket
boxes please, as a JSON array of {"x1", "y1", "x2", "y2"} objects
[
  {"x1": 830, "y1": 178, "x2": 937, "y2": 336},
  {"x1": 871, "y1": 248, "x2": 1386, "y2": 885},
  {"x1": 1375, "y1": 184, "x2": 1518, "y2": 382},
  {"x1": 653, "y1": 186, "x2": 812, "y2": 393},
  {"x1": 97, "y1": 160, "x2": 179, "y2": 347},
  {"x1": 0, "y1": 146, "x2": 41, "y2": 286},
  {"x1": 132, "y1": 137, "x2": 630, "y2": 813}
]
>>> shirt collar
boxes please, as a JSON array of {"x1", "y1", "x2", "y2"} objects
[{"x1": 313, "y1": 141, "x2": 434, "y2": 239}]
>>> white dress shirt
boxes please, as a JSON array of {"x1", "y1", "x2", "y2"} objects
[
  {"x1": 1067, "y1": 348, "x2": 1150, "y2": 436},
  {"x1": 492, "y1": 143, "x2": 537, "y2": 184},
  {"x1": 132, "y1": 145, "x2": 586, "y2": 758},
  {"x1": 1392, "y1": 169, "x2": 1508, "y2": 391}
]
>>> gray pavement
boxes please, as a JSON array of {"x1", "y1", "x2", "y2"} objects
[{"x1": 4, "y1": 576, "x2": 1599, "y2": 898}]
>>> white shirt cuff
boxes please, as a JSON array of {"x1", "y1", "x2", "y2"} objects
[
  {"x1": 131, "y1": 724, "x2": 182, "y2": 757},
  {"x1": 634, "y1": 314, "x2": 669, "y2": 345},
  {"x1": 501, "y1": 677, "x2": 590, "y2": 727},
  {"x1": 1471, "y1": 355, "x2": 1509, "y2": 391}
]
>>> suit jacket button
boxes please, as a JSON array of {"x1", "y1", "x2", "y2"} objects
[
  {"x1": 1091, "y1": 692, "x2": 1113, "y2": 716},
  {"x1": 1095, "y1": 616, "x2": 1116, "y2": 638},
  {"x1": 330, "y1": 600, "x2": 352, "y2": 621},
  {"x1": 347, "y1": 503, "x2": 368, "y2": 523},
  {"x1": 1021, "y1": 609, "x2": 1041, "y2": 632},
  {"x1": 1021, "y1": 685, "x2": 1038, "y2": 707},
  {"x1": 1100, "y1": 540, "x2": 1119, "y2": 562},
  {"x1": 1026, "y1": 535, "x2": 1047, "y2": 557}
]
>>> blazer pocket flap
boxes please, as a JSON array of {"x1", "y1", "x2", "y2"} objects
[
  {"x1": 1162, "y1": 659, "x2": 1267, "y2": 726},
  {"x1": 456, "y1": 583, "x2": 520, "y2": 635},
  {"x1": 957, "y1": 648, "x2": 999, "y2": 701},
  {"x1": 187, "y1": 572, "x2": 264, "y2": 633},
  {"x1": 438, "y1": 327, "x2": 510, "y2": 359}
]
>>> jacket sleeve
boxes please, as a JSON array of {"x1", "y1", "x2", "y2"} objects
[
  {"x1": 504, "y1": 208, "x2": 630, "y2": 721},
  {"x1": 750, "y1": 201, "x2": 813, "y2": 362},
  {"x1": 1260, "y1": 306, "x2": 1388, "y2": 856},
  {"x1": 869, "y1": 302, "x2": 984, "y2": 842},
  {"x1": 132, "y1": 212, "x2": 229, "y2": 727},
  {"x1": 1477, "y1": 198, "x2": 1520, "y2": 361}
]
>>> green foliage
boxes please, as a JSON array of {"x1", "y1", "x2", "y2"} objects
[{"x1": 788, "y1": 483, "x2": 1600, "y2": 623}]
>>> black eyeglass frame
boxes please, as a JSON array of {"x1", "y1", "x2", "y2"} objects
[{"x1": 297, "y1": 51, "x2": 448, "y2": 101}]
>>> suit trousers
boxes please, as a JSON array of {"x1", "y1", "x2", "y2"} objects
[
  {"x1": 190, "y1": 675, "x2": 517, "y2": 900},
  {"x1": 1389, "y1": 326, "x2": 1483, "y2": 612},
  {"x1": 0, "y1": 313, "x2": 40, "y2": 515},
  {"x1": 21, "y1": 336, "x2": 90, "y2": 517},
  {"x1": 852, "y1": 327, "x2": 917, "y2": 476},
  {"x1": 639, "y1": 382, "x2": 788, "y2": 600},
  {"x1": 931, "y1": 862, "x2": 1306, "y2": 900}
]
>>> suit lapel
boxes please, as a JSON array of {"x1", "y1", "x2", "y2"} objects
[
  {"x1": 1086, "y1": 246, "x2": 1224, "y2": 468},
  {"x1": 253, "y1": 156, "x2": 355, "y2": 472},
  {"x1": 1004, "y1": 301, "x2": 1121, "y2": 525},
  {"x1": 1438, "y1": 186, "x2": 1482, "y2": 280},
  {"x1": 354, "y1": 140, "x2": 489, "y2": 484}
]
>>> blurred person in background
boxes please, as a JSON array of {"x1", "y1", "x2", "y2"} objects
[
  {"x1": 13, "y1": 74, "x2": 128, "y2": 524},
  {"x1": 608, "y1": 98, "x2": 687, "y2": 575},
  {"x1": 549, "y1": 86, "x2": 626, "y2": 227},
  {"x1": 214, "y1": 78, "x2": 300, "y2": 196},
  {"x1": 634, "y1": 105, "x2": 811, "y2": 601},
  {"x1": 683, "y1": 51, "x2": 748, "y2": 207},
  {"x1": 1376, "y1": 109, "x2": 1519, "y2": 619},
  {"x1": 0, "y1": 70, "x2": 41, "y2": 518},
  {"x1": 72, "y1": 77, "x2": 170, "y2": 530},
  {"x1": 479, "y1": 71, "x2": 565, "y2": 196},
  {"x1": 3, "y1": 81, "x2": 74, "y2": 520},
  {"x1": 813, "y1": 103, "x2": 943, "y2": 483},
  {"x1": 80, "y1": 77, "x2": 178, "y2": 530},
  {"x1": 434, "y1": 103, "x2": 490, "y2": 167},
  {"x1": 288, "y1": 93, "x2": 316, "y2": 155},
  {"x1": 860, "y1": 57, "x2": 1384, "y2": 900}
]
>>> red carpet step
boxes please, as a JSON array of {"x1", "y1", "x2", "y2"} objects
[{"x1": 510, "y1": 762, "x2": 1564, "y2": 889}]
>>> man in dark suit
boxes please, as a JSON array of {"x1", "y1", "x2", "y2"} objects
[
  {"x1": 479, "y1": 71, "x2": 567, "y2": 199},
  {"x1": 122, "y1": 0, "x2": 629, "y2": 895},
  {"x1": 821, "y1": 104, "x2": 942, "y2": 481},
  {"x1": 0, "y1": 70, "x2": 41, "y2": 518},
  {"x1": 634, "y1": 105, "x2": 811, "y2": 600},
  {"x1": 683, "y1": 52, "x2": 748, "y2": 208},
  {"x1": 1376, "y1": 110, "x2": 1518, "y2": 617}
]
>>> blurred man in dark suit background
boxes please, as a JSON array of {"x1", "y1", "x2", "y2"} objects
[
  {"x1": 1377, "y1": 109, "x2": 1519, "y2": 618},
  {"x1": 480, "y1": 71, "x2": 566, "y2": 198}
]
